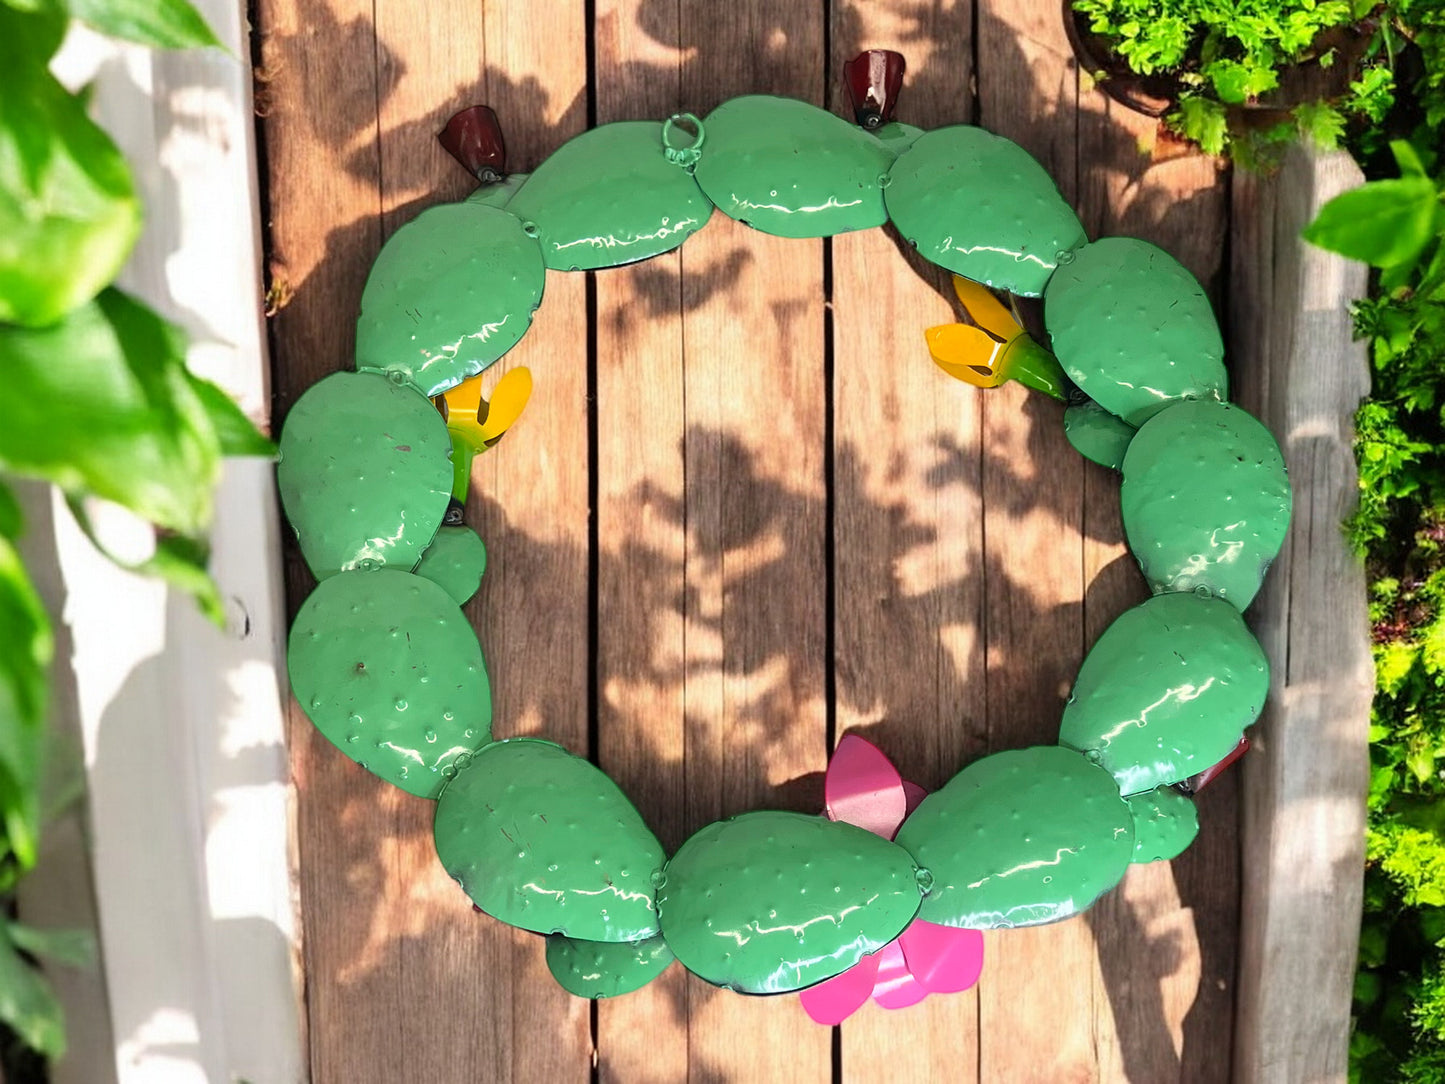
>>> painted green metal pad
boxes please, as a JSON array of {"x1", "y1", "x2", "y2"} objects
[
  {"x1": 884, "y1": 125, "x2": 1087, "y2": 296},
  {"x1": 545, "y1": 932, "x2": 674, "y2": 1000},
  {"x1": 506, "y1": 122, "x2": 712, "y2": 270},
  {"x1": 1064, "y1": 398, "x2": 1136, "y2": 470},
  {"x1": 465, "y1": 173, "x2": 528, "y2": 208},
  {"x1": 413, "y1": 524, "x2": 487, "y2": 605},
  {"x1": 434, "y1": 738, "x2": 665, "y2": 942},
  {"x1": 287, "y1": 569, "x2": 491, "y2": 799},
  {"x1": 276, "y1": 371, "x2": 452, "y2": 579},
  {"x1": 657, "y1": 811, "x2": 921, "y2": 993},
  {"x1": 1045, "y1": 237, "x2": 1227, "y2": 427},
  {"x1": 1126, "y1": 787, "x2": 1199, "y2": 864},
  {"x1": 895, "y1": 746, "x2": 1133, "y2": 930},
  {"x1": 1121, "y1": 400, "x2": 1292, "y2": 611},
  {"x1": 870, "y1": 121, "x2": 924, "y2": 157},
  {"x1": 694, "y1": 95, "x2": 896, "y2": 239},
  {"x1": 1058, "y1": 593, "x2": 1269, "y2": 794},
  {"x1": 355, "y1": 201, "x2": 545, "y2": 397}
]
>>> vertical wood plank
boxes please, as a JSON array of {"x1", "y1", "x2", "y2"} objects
[
  {"x1": 827, "y1": 3, "x2": 986, "y2": 1081},
  {"x1": 677, "y1": 2, "x2": 832, "y2": 1072},
  {"x1": 973, "y1": 2, "x2": 1100, "y2": 1079},
  {"x1": 592, "y1": 2, "x2": 834, "y2": 1080},
  {"x1": 256, "y1": 0, "x2": 386, "y2": 1078},
  {"x1": 259, "y1": 0, "x2": 592, "y2": 1078},
  {"x1": 591, "y1": 2, "x2": 690, "y2": 1080},
  {"x1": 465, "y1": 7, "x2": 595, "y2": 1079},
  {"x1": 1073, "y1": 70, "x2": 1238, "y2": 1084},
  {"x1": 1230, "y1": 145, "x2": 1371, "y2": 1084}
]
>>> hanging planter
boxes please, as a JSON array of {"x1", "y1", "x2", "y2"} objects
[{"x1": 1062, "y1": 0, "x2": 1391, "y2": 162}]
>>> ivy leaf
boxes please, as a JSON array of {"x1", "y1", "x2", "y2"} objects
[
  {"x1": 0, "y1": 920, "x2": 65, "y2": 1058},
  {"x1": 68, "y1": 0, "x2": 220, "y2": 49},
  {"x1": 0, "y1": 65, "x2": 143, "y2": 327},
  {"x1": 1294, "y1": 102, "x2": 1346, "y2": 150},
  {"x1": 1172, "y1": 97, "x2": 1229, "y2": 157},
  {"x1": 1303, "y1": 177, "x2": 1441, "y2": 268},
  {"x1": 0, "y1": 288, "x2": 221, "y2": 537},
  {"x1": 0, "y1": 536, "x2": 51, "y2": 875},
  {"x1": 186, "y1": 375, "x2": 275, "y2": 458}
]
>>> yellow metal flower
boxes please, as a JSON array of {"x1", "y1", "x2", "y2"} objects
[
  {"x1": 435, "y1": 366, "x2": 533, "y2": 499},
  {"x1": 925, "y1": 276, "x2": 1066, "y2": 399}
]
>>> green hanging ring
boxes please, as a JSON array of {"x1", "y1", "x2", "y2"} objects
[{"x1": 662, "y1": 112, "x2": 705, "y2": 169}]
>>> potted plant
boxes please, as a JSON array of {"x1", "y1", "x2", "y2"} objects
[{"x1": 1064, "y1": 0, "x2": 1412, "y2": 165}]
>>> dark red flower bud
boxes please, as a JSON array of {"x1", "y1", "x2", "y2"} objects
[
  {"x1": 843, "y1": 49, "x2": 906, "y2": 129},
  {"x1": 1181, "y1": 736, "x2": 1250, "y2": 795},
  {"x1": 438, "y1": 105, "x2": 506, "y2": 182}
]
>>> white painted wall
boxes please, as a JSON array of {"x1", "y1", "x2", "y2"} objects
[{"x1": 16, "y1": 2, "x2": 304, "y2": 1082}]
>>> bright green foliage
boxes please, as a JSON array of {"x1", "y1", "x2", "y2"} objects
[
  {"x1": 1306, "y1": 127, "x2": 1445, "y2": 1080},
  {"x1": 1071, "y1": 0, "x2": 1404, "y2": 162},
  {"x1": 1304, "y1": 175, "x2": 1441, "y2": 268},
  {"x1": 0, "y1": 62, "x2": 142, "y2": 326},
  {"x1": 67, "y1": 0, "x2": 219, "y2": 48},
  {"x1": 0, "y1": 0, "x2": 261, "y2": 1070}
]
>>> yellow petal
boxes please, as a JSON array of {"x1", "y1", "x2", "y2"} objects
[
  {"x1": 439, "y1": 374, "x2": 485, "y2": 431},
  {"x1": 475, "y1": 366, "x2": 532, "y2": 443},
  {"x1": 925, "y1": 323, "x2": 1005, "y2": 388},
  {"x1": 950, "y1": 275, "x2": 1021, "y2": 341}
]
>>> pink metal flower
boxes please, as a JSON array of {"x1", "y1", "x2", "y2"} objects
[{"x1": 799, "y1": 734, "x2": 984, "y2": 1025}]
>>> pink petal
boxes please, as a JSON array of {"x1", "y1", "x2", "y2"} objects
[
  {"x1": 826, "y1": 733, "x2": 908, "y2": 839},
  {"x1": 871, "y1": 939, "x2": 929, "y2": 1010},
  {"x1": 901, "y1": 780, "x2": 928, "y2": 817},
  {"x1": 800, "y1": 954, "x2": 880, "y2": 1025},
  {"x1": 899, "y1": 919, "x2": 984, "y2": 994}
]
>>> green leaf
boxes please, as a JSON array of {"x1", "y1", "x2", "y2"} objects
[
  {"x1": 1172, "y1": 97, "x2": 1229, "y2": 157},
  {"x1": 0, "y1": 288, "x2": 222, "y2": 536},
  {"x1": 187, "y1": 375, "x2": 276, "y2": 458},
  {"x1": 1206, "y1": 58, "x2": 1277, "y2": 104},
  {"x1": 0, "y1": 65, "x2": 143, "y2": 327},
  {"x1": 0, "y1": 0, "x2": 69, "y2": 65},
  {"x1": 1294, "y1": 102, "x2": 1346, "y2": 151},
  {"x1": 0, "y1": 923, "x2": 65, "y2": 1058},
  {"x1": 68, "y1": 0, "x2": 220, "y2": 48},
  {"x1": 6, "y1": 925, "x2": 95, "y2": 969},
  {"x1": 0, "y1": 481, "x2": 22, "y2": 540},
  {"x1": 1302, "y1": 177, "x2": 1441, "y2": 268},
  {"x1": 0, "y1": 536, "x2": 51, "y2": 875}
]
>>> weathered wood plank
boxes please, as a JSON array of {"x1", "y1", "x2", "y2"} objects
[
  {"x1": 592, "y1": 2, "x2": 692, "y2": 1078},
  {"x1": 460, "y1": 7, "x2": 595, "y2": 1080},
  {"x1": 973, "y1": 3, "x2": 1103, "y2": 1078},
  {"x1": 827, "y1": 2, "x2": 986, "y2": 1079},
  {"x1": 1230, "y1": 145, "x2": 1371, "y2": 1084},
  {"x1": 256, "y1": 0, "x2": 388, "y2": 1078},
  {"x1": 1075, "y1": 73, "x2": 1238, "y2": 1084},
  {"x1": 259, "y1": 0, "x2": 592, "y2": 1078},
  {"x1": 592, "y1": 2, "x2": 833, "y2": 1080}
]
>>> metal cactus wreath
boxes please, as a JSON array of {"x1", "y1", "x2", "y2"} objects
[{"x1": 278, "y1": 50, "x2": 1290, "y2": 1023}]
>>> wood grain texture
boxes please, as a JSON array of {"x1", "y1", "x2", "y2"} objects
[
  {"x1": 259, "y1": 0, "x2": 591, "y2": 1079},
  {"x1": 1230, "y1": 146, "x2": 1372, "y2": 1084},
  {"x1": 827, "y1": 2, "x2": 986, "y2": 1080},
  {"x1": 1075, "y1": 57, "x2": 1238, "y2": 1084},
  {"x1": 973, "y1": 3, "x2": 1103, "y2": 1079},
  {"x1": 591, "y1": 2, "x2": 833, "y2": 1081},
  {"x1": 257, "y1": 1, "x2": 1358, "y2": 1079}
]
